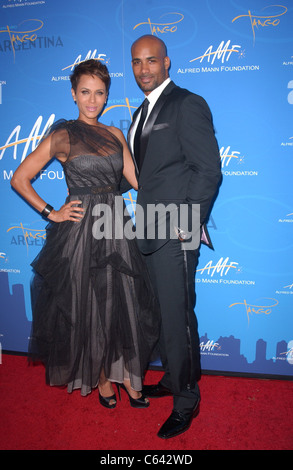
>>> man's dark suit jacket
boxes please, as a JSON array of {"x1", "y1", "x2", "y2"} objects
[{"x1": 126, "y1": 80, "x2": 222, "y2": 254}]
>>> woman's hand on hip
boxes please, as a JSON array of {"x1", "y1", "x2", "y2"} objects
[{"x1": 49, "y1": 200, "x2": 84, "y2": 222}]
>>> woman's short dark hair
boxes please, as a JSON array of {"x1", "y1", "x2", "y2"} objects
[{"x1": 70, "y1": 59, "x2": 111, "y2": 93}]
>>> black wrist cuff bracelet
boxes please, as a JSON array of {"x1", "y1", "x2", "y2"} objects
[{"x1": 41, "y1": 204, "x2": 53, "y2": 217}]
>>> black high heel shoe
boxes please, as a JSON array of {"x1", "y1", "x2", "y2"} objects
[
  {"x1": 116, "y1": 383, "x2": 150, "y2": 408},
  {"x1": 98, "y1": 391, "x2": 117, "y2": 409}
]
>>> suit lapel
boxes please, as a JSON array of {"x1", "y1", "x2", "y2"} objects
[
  {"x1": 139, "y1": 81, "x2": 176, "y2": 172},
  {"x1": 139, "y1": 93, "x2": 167, "y2": 172},
  {"x1": 128, "y1": 81, "x2": 176, "y2": 175},
  {"x1": 127, "y1": 107, "x2": 140, "y2": 174},
  {"x1": 128, "y1": 107, "x2": 140, "y2": 139}
]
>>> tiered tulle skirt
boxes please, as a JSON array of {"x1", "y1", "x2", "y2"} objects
[{"x1": 29, "y1": 192, "x2": 160, "y2": 396}]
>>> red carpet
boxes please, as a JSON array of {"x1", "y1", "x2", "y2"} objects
[{"x1": 1, "y1": 354, "x2": 292, "y2": 451}]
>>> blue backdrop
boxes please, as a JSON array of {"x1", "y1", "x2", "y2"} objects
[{"x1": 1, "y1": 0, "x2": 292, "y2": 378}]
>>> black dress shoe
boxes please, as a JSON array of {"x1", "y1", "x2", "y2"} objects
[
  {"x1": 157, "y1": 400, "x2": 200, "y2": 439},
  {"x1": 142, "y1": 382, "x2": 173, "y2": 398}
]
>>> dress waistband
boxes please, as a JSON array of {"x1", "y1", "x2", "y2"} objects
[{"x1": 69, "y1": 184, "x2": 119, "y2": 195}]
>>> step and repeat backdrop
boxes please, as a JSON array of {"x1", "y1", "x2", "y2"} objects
[{"x1": 0, "y1": 0, "x2": 292, "y2": 378}]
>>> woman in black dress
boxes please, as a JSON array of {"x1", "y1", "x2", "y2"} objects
[{"x1": 11, "y1": 59, "x2": 160, "y2": 409}]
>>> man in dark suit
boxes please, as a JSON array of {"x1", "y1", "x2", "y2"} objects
[{"x1": 128, "y1": 35, "x2": 221, "y2": 439}]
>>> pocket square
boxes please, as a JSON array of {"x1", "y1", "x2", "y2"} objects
[{"x1": 153, "y1": 123, "x2": 170, "y2": 130}]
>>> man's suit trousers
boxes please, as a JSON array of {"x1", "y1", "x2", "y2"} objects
[{"x1": 144, "y1": 237, "x2": 201, "y2": 415}]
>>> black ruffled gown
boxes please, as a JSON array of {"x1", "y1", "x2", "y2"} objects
[{"x1": 29, "y1": 120, "x2": 160, "y2": 396}]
